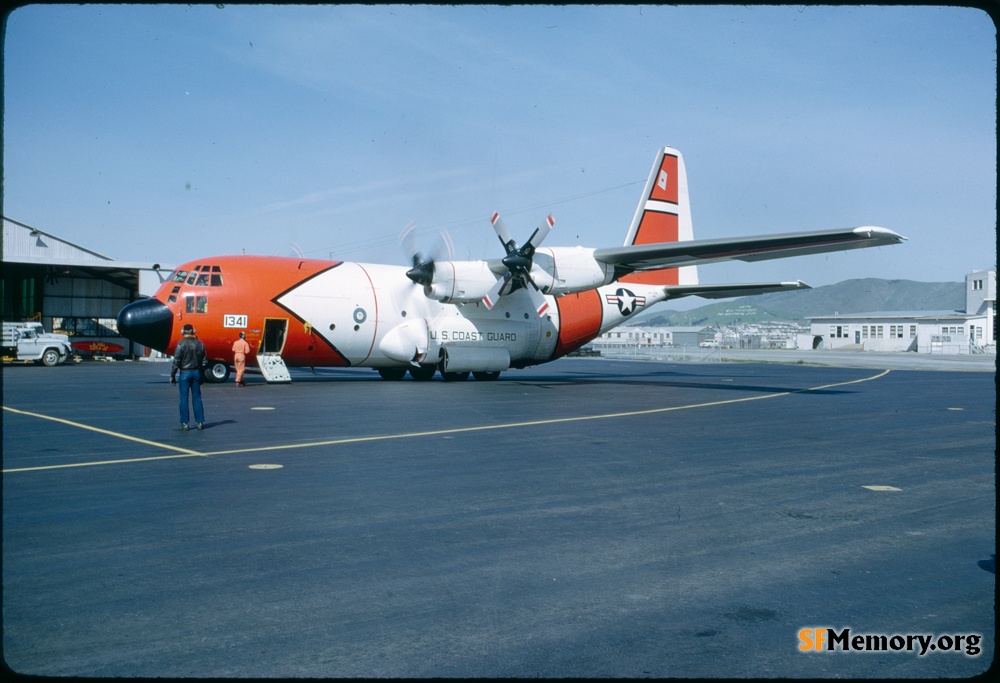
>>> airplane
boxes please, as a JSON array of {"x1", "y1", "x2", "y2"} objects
[{"x1": 116, "y1": 146, "x2": 905, "y2": 383}]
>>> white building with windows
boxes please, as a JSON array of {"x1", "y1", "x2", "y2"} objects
[
  {"x1": 591, "y1": 325, "x2": 715, "y2": 352},
  {"x1": 809, "y1": 270, "x2": 995, "y2": 355}
]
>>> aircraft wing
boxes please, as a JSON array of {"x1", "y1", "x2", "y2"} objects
[
  {"x1": 594, "y1": 226, "x2": 905, "y2": 275},
  {"x1": 663, "y1": 281, "x2": 810, "y2": 300}
]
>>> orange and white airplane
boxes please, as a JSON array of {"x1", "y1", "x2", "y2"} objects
[{"x1": 116, "y1": 147, "x2": 905, "y2": 383}]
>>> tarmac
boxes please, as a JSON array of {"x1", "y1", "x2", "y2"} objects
[
  {"x1": 2, "y1": 356, "x2": 995, "y2": 677},
  {"x1": 598, "y1": 345, "x2": 998, "y2": 372}
]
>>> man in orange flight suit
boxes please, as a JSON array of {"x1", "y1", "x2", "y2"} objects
[{"x1": 232, "y1": 332, "x2": 251, "y2": 387}]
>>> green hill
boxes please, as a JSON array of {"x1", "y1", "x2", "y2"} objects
[{"x1": 635, "y1": 278, "x2": 965, "y2": 327}]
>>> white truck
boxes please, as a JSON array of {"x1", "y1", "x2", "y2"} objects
[{"x1": 2, "y1": 322, "x2": 74, "y2": 366}]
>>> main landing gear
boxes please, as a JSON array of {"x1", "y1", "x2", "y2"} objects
[{"x1": 375, "y1": 366, "x2": 501, "y2": 381}]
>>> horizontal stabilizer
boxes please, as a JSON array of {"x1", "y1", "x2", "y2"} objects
[
  {"x1": 595, "y1": 226, "x2": 905, "y2": 277},
  {"x1": 663, "y1": 281, "x2": 810, "y2": 300}
]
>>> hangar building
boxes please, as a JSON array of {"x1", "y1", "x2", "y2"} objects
[
  {"x1": 2, "y1": 217, "x2": 173, "y2": 358},
  {"x1": 809, "y1": 270, "x2": 996, "y2": 355}
]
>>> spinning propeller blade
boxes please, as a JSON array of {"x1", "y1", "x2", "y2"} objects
[
  {"x1": 526, "y1": 280, "x2": 550, "y2": 316},
  {"x1": 491, "y1": 212, "x2": 517, "y2": 254},
  {"x1": 402, "y1": 223, "x2": 453, "y2": 287},
  {"x1": 482, "y1": 212, "x2": 554, "y2": 315},
  {"x1": 525, "y1": 214, "x2": 554, "y2": 255},
  {"x1": 482, "y1": 271, "x2": 514, "y2": 310}
]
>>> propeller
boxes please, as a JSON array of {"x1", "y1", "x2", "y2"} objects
[
  {"x1": 402, "y1": 222, "x2": 453, "y2": 287},
  {"x1": 482, "y1": 212, "x2": 554, "y2": 316}
]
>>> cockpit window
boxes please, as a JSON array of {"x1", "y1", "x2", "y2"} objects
[{"x1": 171, "y1": 265, "x2": 223, "y2": 289}]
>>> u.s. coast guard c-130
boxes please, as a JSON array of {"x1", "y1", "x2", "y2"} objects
[{"x1": 116, "y1": 147, "x2": 904, "y2": 383}]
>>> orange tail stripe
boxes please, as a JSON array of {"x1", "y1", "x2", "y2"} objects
[
  {"x1": 619, "y1": 209, "x2": 681, "y2": 285},
  {"x1": 553, "y1": 290, "x2": 603, "y2": 359}
]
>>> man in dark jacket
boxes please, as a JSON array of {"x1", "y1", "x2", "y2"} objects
[{"x1": 170, "y1": 323, "x2": 207, "y2": 430}]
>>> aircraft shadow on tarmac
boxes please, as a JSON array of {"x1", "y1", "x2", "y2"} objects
[
  {"x1": 979, "y1": 554, "x2": 996, "y2": 574},
  {"x1": 227, "y1": 367, "x2": 860, "y2": 396},
  {"x1": 510, "y1": 378, "x2": 856, "y2": 395},
  {"x1": 512, "y1": 368, "x2": 862, "y2": 394}
]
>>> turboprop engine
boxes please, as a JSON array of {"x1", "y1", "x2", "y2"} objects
[
  {"x1": 422, "y1": 260, "x2": 497, "y2": 304},
  {"x1": 415, "y1": 248, "x2": 615, "y2": 305},
  {"x1": 528, "y1": 247, "x2": 616, "y2": 295},
  {"x1": 404, "y1": 212, "x2": 616, "y2": 309}
]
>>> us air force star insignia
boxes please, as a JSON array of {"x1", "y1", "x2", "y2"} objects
[{"x1": 605, "y1": 288, "x2": 646, "y2": 316}]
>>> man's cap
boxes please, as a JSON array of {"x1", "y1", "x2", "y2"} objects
[{"x1": 182, "y1": 324, "x2": 196, "y2": 335}]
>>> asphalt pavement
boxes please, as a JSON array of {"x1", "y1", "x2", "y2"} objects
[{"x1": 2, "y1": 358, "x2": 995, "y2": 677}]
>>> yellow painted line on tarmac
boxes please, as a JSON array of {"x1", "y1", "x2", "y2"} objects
[
  {"x1": 3, "y1": 452, "x2": 207, "y2": 473},
  {"x1": 2, "y1": 405, "x2": 204, "y2": 473},
  {"x1": 805, "y1": 369, "x2": 891, "y2": 390},
  {"x1": 200, "y1": 369, "x2": 893, "y2": 458}
]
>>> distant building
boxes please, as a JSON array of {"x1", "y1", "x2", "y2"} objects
[
  {"x1": 808, "y1": 270, "x2": 995, "y2": 355},
  {"x1": 591, "y1": 325, "x2": 715, "y2": 352},
  {"x1": 717, "y1": 320, "x2": 808, "y2": 349}
]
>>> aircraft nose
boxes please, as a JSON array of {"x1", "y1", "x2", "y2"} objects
[{"x1": 117, "y1": 298, "x2": 174, "y2": 352}]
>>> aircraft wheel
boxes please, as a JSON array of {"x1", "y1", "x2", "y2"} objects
[
  {"x1": 408, "y1": 364, "x2": 437, "y2": 381},
  {"x1": 442, "y1": 370, "x2": 470, "y2": 382},
  {"x1": 377, "y1": 367, "x2": 407, "y2": 381},
  {"x1": 472, "y1": 371, "x2": 501, "y2": 381},
  {"x1": 203, "y1": 360, "x2": 231, "y2": 383}
]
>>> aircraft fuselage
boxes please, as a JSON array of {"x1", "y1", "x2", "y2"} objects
[
  {"x1": 115, "y1": 146, "x2": 904, "y2": 382},
  {"x1": 119, "y1": 254, "x2": 660, "y2": 381}
]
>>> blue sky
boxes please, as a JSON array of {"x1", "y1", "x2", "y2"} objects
[{"x1": 3, "y1": 4, "x2": 996, "y2": 296}]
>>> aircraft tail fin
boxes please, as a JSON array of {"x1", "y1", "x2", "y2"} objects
[{"x1": 619, "y1": 147, "x2": 698, "y2": 286}]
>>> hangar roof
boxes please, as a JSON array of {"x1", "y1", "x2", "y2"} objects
[
  {"x1": 3, "y1": 217, "x2": 174, "y2": 295},
  {"x1": 3, "y1": 216, "x2": 158, "y2": 268}
]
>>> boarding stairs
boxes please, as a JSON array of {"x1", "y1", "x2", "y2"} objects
[{"x1": 257, "y1": 354, "x2": 292, "y2": 383}]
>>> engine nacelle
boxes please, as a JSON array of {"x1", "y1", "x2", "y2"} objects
[
  {"x1": 530, "y1": 247, "x2": 616, "y2": 295},
  {"x1": 424, "y1": 261, "x2": 497, "y2": 304}
]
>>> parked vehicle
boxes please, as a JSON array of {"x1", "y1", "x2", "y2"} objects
[{"x1": 2, "y1": 322, "x2": 74, "y2": 366}]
